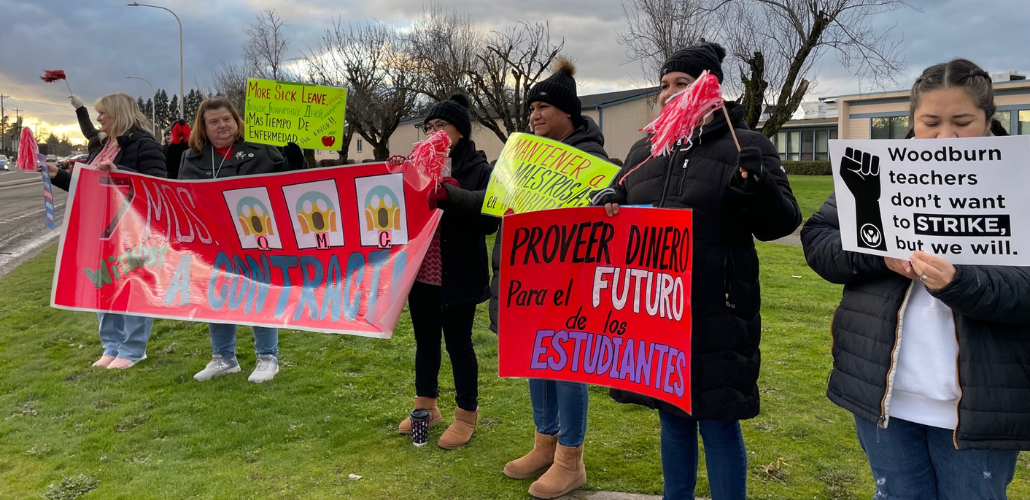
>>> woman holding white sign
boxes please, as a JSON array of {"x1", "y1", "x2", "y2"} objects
[
  {"x1": 802, "y1": 58, "x2": 1030, "y2": 499},
  {"x1": 179, "y1": 97, "x2": 307, "y2": 384},
  {"x1": 47, "y1": 93, "x2": 165, "y2": 370},
  {"x1": 595, "y1": 42, "x2": 802, "y2": 500},
  {"x1": 499, "y1": 58, "x2": 609, "y2": 500}
]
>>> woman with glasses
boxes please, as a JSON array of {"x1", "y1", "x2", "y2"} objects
[{"x1": 393, "y1": 94, "x2": 499, "y2": 449}]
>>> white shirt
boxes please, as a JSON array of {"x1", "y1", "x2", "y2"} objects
[{"x1": 889, "y1": 282, "x2": 960, "y2": 430}]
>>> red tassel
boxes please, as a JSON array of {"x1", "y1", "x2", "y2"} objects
[
  {"x1": 409, "y1": 130, "x2": 451, "y2": 184},
  {"x1": 17, "y1": 128, "x2": 41, "y2": 171},
  {"x1": 620, "y1": 71, "x2": 723, "y2": 185},
  {"x1": 41, "y1": 69, "x2": 67, "y2": 83}
]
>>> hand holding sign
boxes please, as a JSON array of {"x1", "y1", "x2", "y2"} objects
[{"x1": 910, "y1": 251, "x2": 957, "y2": 291}]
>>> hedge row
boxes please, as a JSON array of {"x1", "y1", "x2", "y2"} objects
[{"x1": 782, "y1": 160, "x2": 831, "y2": 175}]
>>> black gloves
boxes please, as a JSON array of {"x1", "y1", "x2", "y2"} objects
[
  {"x1": 730, "y1": 146, "x2": 772, "y2": 193},
  {"x1": 283, "y1": 142, "x2": 306, "y2": 170}
]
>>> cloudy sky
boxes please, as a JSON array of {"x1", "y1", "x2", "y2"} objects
[{"x1": 1, "y1": 0, "x2": 1027, "y2": 145}]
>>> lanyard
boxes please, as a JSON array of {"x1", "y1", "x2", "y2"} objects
[{"x1": 211, "y1": 144, "x2": 231, "y2": 178}]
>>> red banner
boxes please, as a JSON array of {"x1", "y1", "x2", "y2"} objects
[
  {"x1": 51, "y1": 163, "x2": 440, "y2": 338},
  {"x1": 498, "y1": 207, "x2": 693, "y2": 413}
]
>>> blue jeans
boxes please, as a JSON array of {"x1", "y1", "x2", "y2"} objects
[
  {"x1": 97, "y1": 312, "x2": 154, "y2": 361},
  {"x1": 528, "y1": 379, "x2": 589, "y2": 447},
  {"x1": 208, "y1": 323, "x2": 279, "y2": 358},
  {"x1": 854, "y1": 414, "x2": 1018, "y2": 500},
  {"x1": 658, "y1": 409, "x2": 747, "y2": 500}
]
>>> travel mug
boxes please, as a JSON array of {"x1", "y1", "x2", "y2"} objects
[{"x1": 410, "y1": 408, "x2": 430, "y2": 447}]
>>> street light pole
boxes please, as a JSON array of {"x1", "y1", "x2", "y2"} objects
[
  {"x1": 126, "y1": 76, "x2": 157, "y2": 136},
  {"x1": 127, "y1": 2, "x2": 184, "y2": 120}
]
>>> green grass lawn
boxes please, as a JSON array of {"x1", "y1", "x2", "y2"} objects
[
  {"x1": 2, "y1": 243, "x2": 1027, "y2": 499},
  {"x1": 787, "y1": 175, "x2": 834, "y2": 221}
]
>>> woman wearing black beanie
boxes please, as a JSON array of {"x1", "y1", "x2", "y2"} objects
[
  {"x1": 595, "y1": 42, "x2": 801, "y2": 499},
  {"x1": 395, "y1": 94, "x2": 499, "y2": 450}
]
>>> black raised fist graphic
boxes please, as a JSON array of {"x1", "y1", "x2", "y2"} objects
[{"x1": 839, "y1": 147, "x2": 886, "y2": 251}]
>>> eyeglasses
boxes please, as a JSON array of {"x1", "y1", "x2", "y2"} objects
[{"x1": 423, "y1": 120, "x2": 450, "y2": 134}]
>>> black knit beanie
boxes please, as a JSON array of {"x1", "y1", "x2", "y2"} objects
[
  {"x1": 661, "y1": 42, "x2": 727, "y2": 83},
  {"x1": 527, "y1": 58, "x2": 581, "y2": 121},
  {"x1": 424, "y1": 93, "x2": 472, "y2": 139}
]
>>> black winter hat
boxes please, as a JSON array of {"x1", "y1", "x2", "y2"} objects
[
  {"x1": 424, "y1": 93, "x2": 472, "y2": 140},
  {"x1": 661, "y1": 42, "x2": 727, "y2": 83},
  {"x1": 527, "y1": 58, "x2": 581, "y2": 121}
]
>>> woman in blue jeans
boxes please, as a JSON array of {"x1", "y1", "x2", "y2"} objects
[
  {"x1": 596, "y1": 42, "x2": 801, "y2": 500},
  {"x1": 802, "y1": 59, "x2": 1030, "y2": 500},
  {"x1": 178, "y1": 97, "x2": 306, "y2": 383},
  {"x1": 501, "y1": 59, "x2": 609, "y2": 500},
  {"x1": 48, "y1": 93, "x2": 165, "y2": 369}
]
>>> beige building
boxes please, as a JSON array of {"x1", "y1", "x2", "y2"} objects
[{"x1": 316, "y1": 88, "x2": 659, "y2": 165}]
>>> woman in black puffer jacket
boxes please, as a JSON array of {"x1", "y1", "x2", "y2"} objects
[
  {"x1": 802, "y1": 58, "x2": 1030, "y2": 500},
  {"x1": 595, "y1": 43, "x2": 800, "y2": 500}
]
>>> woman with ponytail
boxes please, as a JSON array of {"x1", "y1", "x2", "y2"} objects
[{"x1": 802, "y1": 58, "x2": 1030, "y2": 500}]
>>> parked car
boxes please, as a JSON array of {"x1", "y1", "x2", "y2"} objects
[
  {"x1": 46, "y1": 154, "x2": 57, "y2": 163},
  {"x1": 0, "y1": 155, "x2": 8, "y2": 171},
  {"x1": 59, "y1": 153, "x2": 89, "y2": 170}
]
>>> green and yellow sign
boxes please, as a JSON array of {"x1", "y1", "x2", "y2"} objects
[
  {"x1": 244, "y1": 78, "x2": 347, "y2": 150},
  {"x1": 482, "y1": 133, "x2": 621, "y2": 216}
]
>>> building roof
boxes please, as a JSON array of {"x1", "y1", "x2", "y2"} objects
[{"x1": 398, "y1": 87, "x2": 659, "y2": 125}]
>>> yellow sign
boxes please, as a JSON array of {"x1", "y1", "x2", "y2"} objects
[
  {"x1": 482, "y1": 133, "x2": 620, "y2": 216},
  {"x1": 244, "y1": 78, "x2": 347, "y2": 150}
]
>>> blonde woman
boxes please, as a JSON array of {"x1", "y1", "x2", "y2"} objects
[{"x1": 48, "y1": 92, "x2": 166, "y2": 369}]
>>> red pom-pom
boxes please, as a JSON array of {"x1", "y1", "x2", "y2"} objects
[
  {"x1": 17, "y1": 128, "x2": 41, "y2": 171},
  {"x1": 620, "y1": 71, "x2": 723, "y2": 185},
  {"x1": 41, "y1": 70, "x2": 67, "y2": 83},
  {"x1": 409, "y1": 130, "x2": 451, "y2": 184}
]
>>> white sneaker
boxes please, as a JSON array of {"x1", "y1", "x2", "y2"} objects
[
  {"x1": 248, "y1": 355, "x2": 279, "y2": 383},
  {"x1": 194, "y1": 355, "x2": 241, "y2": 381}
]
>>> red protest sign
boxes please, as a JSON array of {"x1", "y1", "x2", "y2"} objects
[
  {"x1": 51, "y1": 163, "x2": 439, "y2": 338},
  {"x1": 498, "y1": 207, "x2": 693, "y2": 413}
]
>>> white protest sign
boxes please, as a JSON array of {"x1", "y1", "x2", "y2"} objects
[{"x1": 830, "y1": 136, "x2": 1030, "y2": 266}]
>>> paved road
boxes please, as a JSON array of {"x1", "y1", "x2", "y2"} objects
[{"x1": 0, "y1": 168, "x2": 68, "y2": 278}]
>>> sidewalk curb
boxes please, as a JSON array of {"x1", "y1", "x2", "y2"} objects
[{"x1": 0, "y1": 231, "x2": 59, "y2": 280}]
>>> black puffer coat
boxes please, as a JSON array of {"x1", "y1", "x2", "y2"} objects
[
  {"x1": 487, "y1": 116, "x2": 609, "y2": 332},
  {"x1": 435, "y1": 139, "x2": 500, "y2": 308},
  {"x1": 603, "y1": 103, "x2": 801, "y2": 420},
  {"x1": 52, "y1": 106, "x2": 166, "y2": 191},
  {"x1": 802, "y1": 193, "x2": 1030, "y2": 450}
]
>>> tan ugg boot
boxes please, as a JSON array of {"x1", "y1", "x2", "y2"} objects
[
  {"x1": 503, "y1": 431, "x2": 558, "y2": 479},
  {"x1": 437, "y1": 407, "x2": 478, "y2": 450},
  {"x1": 398, "y1": 397, "x2": 443, "y2": 435},
  {"x1": 527, "y1": 443, "x2": 586, "y2": 499}
]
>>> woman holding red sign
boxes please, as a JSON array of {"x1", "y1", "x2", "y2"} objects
[
  {"x1": 179, "y1": 97, "x2": 307, "y2": 384},
  {"x1": 802, "y1": 59, "x2": 1030, "y2": 500},
  {"x1": 499, "y1": 59, "x2": 610, "y2": 500},
  {"x1": 594, "y1": 43, "x2": 801, "y2": 499},
  {"x1": 392, "y1": 94, "x2": 499, "y2": 450},
  {"x1": 46, "y1": 93, "x2": 165, "y2": 370}
]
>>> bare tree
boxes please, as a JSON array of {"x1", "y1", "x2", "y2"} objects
[
  {"x1": 617, "y1": 0, "x2": 711, "y2": 81},
  {"x1": 244, "y1": 8, "x2": 292, "y2": 80},
  {"x1": 209, "y1": 61, "x2": 249, "y2": 113},
  {"x1": 406, "y1": 3, "x2": 482, "y2": 101},
  {"x1": 466, "y1": 22, "x2": 564, "y2": 143},
  {"x1": 306, "y1": 18, "x2": 418, "y2": 160}
]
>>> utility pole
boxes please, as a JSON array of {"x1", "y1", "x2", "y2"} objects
[{"x1": 0, "y1": 95, "x2": 7, "y2": 156}]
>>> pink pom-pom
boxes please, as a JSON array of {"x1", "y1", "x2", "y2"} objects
[
  {"x1": 41, "y1": 69, "x2": 67, "y2": 83},
  {"x1": 409, "y1": 130, "x2": 451, "y2": 184},
  {"x1": 619, "y1": 71, "x2": 724, "y2": 185},
  {"x1": 17, "y1": 128, "x2": 41, "y2": 171}
]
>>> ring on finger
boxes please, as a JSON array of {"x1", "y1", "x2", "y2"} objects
[{"x1": 919, "y1": 273, "x2": 929, "y2": 281}]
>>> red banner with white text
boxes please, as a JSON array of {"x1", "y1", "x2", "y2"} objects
[
  {"x1": 51, "y1": 162, "x2": 440, "y2": 338},
  {"x1": 498, "y1": 207, "x2": 693, "y2": 413}
]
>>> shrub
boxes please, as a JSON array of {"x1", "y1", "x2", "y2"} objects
[{"x1": 782, "y1": 160, "x2": 831, "y2": 175}]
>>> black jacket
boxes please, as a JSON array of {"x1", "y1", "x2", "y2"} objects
[
  {"x1": 488, "y1": 116, "x2": 610, "y2": 332},
  {"x1": 432, "y1": 139, "x2": 500, "y2": 308},
  {"x1": 605, "y1": 103, "x2": 801, "y2": 420},
  {"x1": 53, "y1": 106, "x2": 166, "y2": 191},
  {"x1": 802, "y1": 193, "x2": 1030, "y2": 450},
  {"x1": 178, "y1": 139, "x2": 304, "y2": 180},
  {"x1": 164, "y1": 142, "x2": 189, "y2": 180}
]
